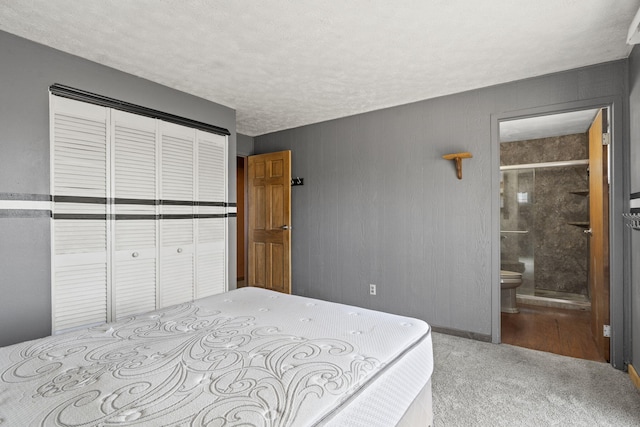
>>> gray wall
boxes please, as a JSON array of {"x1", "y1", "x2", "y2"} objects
[
  {"x1": 255, "y1": 60, "x2": 629, "y2": 345},
  {"x1": 0, "y1": 31, "x2": 236, "y2": 347},
  {"x1": 237, "y1": 133, "x2": 255, "y2": 157},
  {"x1": 629, "y1": 44, "x2": 640, "y2": 372}
]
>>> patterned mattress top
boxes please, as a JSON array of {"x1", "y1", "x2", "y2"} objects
[{"x1": 0, "y1": 287, "x2": 431, "y2": 426}]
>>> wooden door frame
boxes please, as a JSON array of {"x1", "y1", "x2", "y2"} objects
[
  {"x1": 236, "y1": 156, "x2": 248, "y2": 286},
  {"x1": 588, "y1": 108, "x2": 610, "y2": 361},
  {"x1": 491, "y1": 96, "x2": 629, "y2": 369}
]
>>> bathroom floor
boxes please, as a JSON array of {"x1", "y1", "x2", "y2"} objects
[{"x1": 501, "y1": 304, "x2": 605, "y2": 362}]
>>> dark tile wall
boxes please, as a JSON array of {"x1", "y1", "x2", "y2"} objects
[
  {"x1": 501, "y1": 133, "x2": 589, "y2": 164},
  {"x1": 501, "y1": 134, "x2": 589, "y2": 295}
]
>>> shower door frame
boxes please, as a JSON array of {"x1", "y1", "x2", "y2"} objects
[
  {"x1": 500, "y1": 160, "x2": 591, "y2": 300},
  {"x1": 490, "y1": 95, "x2": 629, "y2": 370}
]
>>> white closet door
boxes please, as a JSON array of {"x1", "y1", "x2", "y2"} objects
[
  {"x1": 112, "y1": 110, "x2": 158, "y2": 319},
  {"x1": 51, "y1": 95, "x2": 229, "y2": 329},
  {"x1": 113, "y1": 221, "x2": 157, "y2": 318},
  {"x1": 160, "y1": 122, "x2": 195, "y2": 306},
  {"x1": 160, "y1": 219, "x2": 194, "y2": 306},
  {"x1": 51, "y1": 96, "x2": 109, "y2": 332},
  {"x1": 196, "y1": 131, "x2": 227, "y2": 298},
  {"x1": 196, "y1": 217, "x2": 226, "y2": 297},
  {"x1": 160, "y1": 122, "x2": 195, "y2": 202},
  {"x1": 197, "y1": 131, "x2": 226, "y2": 203},
  {"x1": 112, "y1": 110, "x2": 157, "y2": 200}
]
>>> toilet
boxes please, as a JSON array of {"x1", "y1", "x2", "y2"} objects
[{"x1": 500, "y1": 270, "x2": 523, "y2": 313}]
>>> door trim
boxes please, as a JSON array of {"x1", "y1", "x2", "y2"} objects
[
  {"x1": 236, "y1": 156, "x2": 247, "y2": 284},
  {"x1": 490, "y1": 95, "x2": 628, "y2": 369}
]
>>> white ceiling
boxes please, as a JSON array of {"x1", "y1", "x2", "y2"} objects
[
  {"x1": 500, "y1": 109, "x2": 600, "y2": 143},
  {"x1": 0, "y1": 1, "x2": 638, "y2": 137}
]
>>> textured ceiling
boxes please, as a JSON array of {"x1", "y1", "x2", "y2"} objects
[
  {"x1": 500, "y1": 109, "x2": 600, "y2": 143},
  {"x1": 0, "y1": 0, "x2": 638, "y2": 136}
]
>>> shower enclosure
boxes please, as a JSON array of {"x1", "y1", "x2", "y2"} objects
[{"x1": 500, "y1": 161, "x2": 590, "y2": 304}]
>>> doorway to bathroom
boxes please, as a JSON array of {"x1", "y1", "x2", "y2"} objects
[
  {"x1": 236, "y1": 156, "x2": 247, "y2": 289},
  {"x1": 498, "y1": 107, "x2": 610, "y2": 362}
]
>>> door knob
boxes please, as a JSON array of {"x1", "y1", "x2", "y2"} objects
[
  {"x1": 281, "y1": 225, "x2": 291, "y2": 230},
  {"x1": 584, "y1": 228, "x2": 593, "y2": 235}
]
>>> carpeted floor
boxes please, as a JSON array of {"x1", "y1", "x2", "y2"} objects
[{"x1": 431, "y1": 332, "x2": 640, "y2": 426}]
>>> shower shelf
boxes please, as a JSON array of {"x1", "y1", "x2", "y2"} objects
[
  {"x1": 623, "y1": 213, "x2": 640, "y2": 231},
  {"x1": 569, "y1": 190, "x2": 589, "y2": 196},
  {"x1": 567, "y1": 221, "x2": 590, "y2": 229}
]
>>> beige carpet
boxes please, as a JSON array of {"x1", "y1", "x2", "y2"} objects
[{"x1": 431, "y1": 332, "x2": 640, "y2": 426}]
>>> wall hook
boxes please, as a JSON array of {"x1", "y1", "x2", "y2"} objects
[
  {"x1": 442, "y1": 152, "x2": 472, "y2": 179},
  {"x1": 623, "y1": 213, "x2": 640, "y2": 231}
]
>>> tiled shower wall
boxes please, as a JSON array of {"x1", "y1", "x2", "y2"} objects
[{"x1": 501, "y1": 133, "x2": 590, "y2": 296}]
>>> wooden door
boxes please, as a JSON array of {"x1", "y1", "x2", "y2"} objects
[
  {"x1": 248, "y1": 151, "x2": 291, "y2": 294},
  {"x1": 588, "y1": 108, "x2": 610, "y2": 362}
]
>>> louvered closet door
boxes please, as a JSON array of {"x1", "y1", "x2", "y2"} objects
[
  {"x1": 160, "y1": 122, "x2": 195, "y2": 307},
  {"x1": 51, "y1": 96, "x2": 109, "y2": 332},
  {"x1": 196, "y1": 131, "x2": 227, "y2": 298},
  {"x1": 112, "y1": 110, "x2": 158, "y2": 319}
]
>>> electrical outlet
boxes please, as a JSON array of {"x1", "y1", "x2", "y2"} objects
[{"x1": 369, "y1": 284, "x2": 377, "y2": 295}]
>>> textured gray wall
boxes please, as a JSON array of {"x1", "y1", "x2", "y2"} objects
[
  {"x1": 255, "y1": 60, "x2": 629, "y2": 344},
  {"x1": 0, "y1": 31, "x2": 236, "y2": 347},
  {"x1": 237, "y1": 133, "x2": 255, "y2": 156},
  {"x1": 629, "y1": 45, "x2": 640, "y2": 371}
]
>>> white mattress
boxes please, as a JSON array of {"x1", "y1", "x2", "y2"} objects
[{"x1": 0, "y1": 287, "x2": 432, "y2": 426}]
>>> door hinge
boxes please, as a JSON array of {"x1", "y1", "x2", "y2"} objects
[
  {"x1": 603, "y1": 324, "x2": 611, "y2": 337},
  {"x1": 602, "y1": 133, "x2": 610, "y2": 146}
]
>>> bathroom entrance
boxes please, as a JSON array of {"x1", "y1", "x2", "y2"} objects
[{"x1": 498, "y1": 107, "x2": 610, "y2": 362}]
